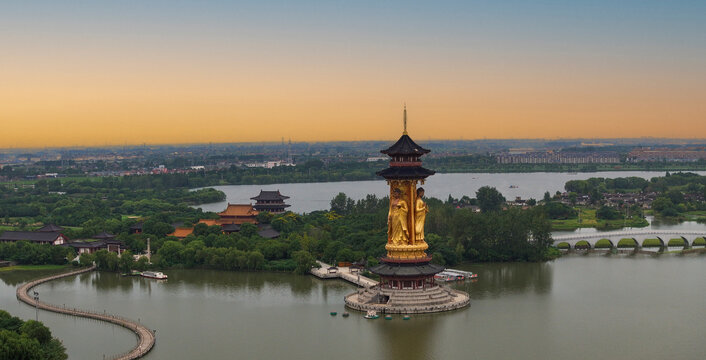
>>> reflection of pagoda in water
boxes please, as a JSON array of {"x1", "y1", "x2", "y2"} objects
[{"x1": 345, "y1": 107, "x2": 469, "y2": 313}]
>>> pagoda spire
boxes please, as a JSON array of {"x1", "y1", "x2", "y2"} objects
[{"x1": 403, "y1": 103, "x2": 408, "y2": 135}]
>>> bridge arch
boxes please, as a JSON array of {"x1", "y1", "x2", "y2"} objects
[
  {"x1": 574, "y1": 240, "x2": 591, "y2": 250},
  {"x1": 667, "y1": 237, "x2": 689, "y2": 248},
  {"x1": 692, "y1": 237, "x2": 706, "y2": 247},
  {"x1": 617, "y1": 238, "x2": 639, "y2": 248},
  {"x1": 594, "y1": 238, "x2": 614, "y2": 249},
  {"x1": 556, "y1": 242, "x2": 571, "y2": 250}
]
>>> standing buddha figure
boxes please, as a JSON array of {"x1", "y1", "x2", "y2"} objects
[
  {"x1": 414, "y1": 187, "x2": 429, "y2": 244},
  {"x1": 388, "y1": 188, "x2": 409, "y2": 245}
]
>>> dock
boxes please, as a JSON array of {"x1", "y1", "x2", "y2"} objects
[{"x1": 310, "y1": 261, "x2": 378, "y2": 287}]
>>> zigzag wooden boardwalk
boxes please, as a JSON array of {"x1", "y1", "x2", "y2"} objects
[{"x1": 16, "y1": 265, "x2": 155, "y2": 360}]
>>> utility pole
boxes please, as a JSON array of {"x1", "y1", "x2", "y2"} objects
[{"x1": 33, "y1": 291, "x2": 39, "y2": 321}]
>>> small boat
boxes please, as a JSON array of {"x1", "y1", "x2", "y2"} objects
[
  {"x1": 141, "y1": 271, "x2": 168, "y2": 280},
  {"x1": 364, "y1": 310, "x2": 379, "y2": 319},
  {"x1": 384, "y1": 315, "x2": 393, "y2": 320},
  {"x1": 403, "y1": 315, "x2": 411, "y2": 320},
  {"x1": 121, "y1": 270, "x2": 142, "y2": 277},
  {"x1": 509, "y1": 185, "x2": 519, "y2": 189},
  {"x1": 342, "y1": 312, "x2": 350, "y2": 318},
  {"x1": 330, "y1": 312, "x2": 337, "y2": 316}
]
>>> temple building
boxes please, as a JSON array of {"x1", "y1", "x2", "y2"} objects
[
  {"x1": 63, "y1": 231, "x2": 123, "y2": 254},
  {"x1": 0, "y1": 224, "x2": 68, "y2": 245},
  {"x1": 251, "y1": 190, "x2": 290, "y2": 214},
  {"x1": 344, "y1": 107, "x2": 470, "y2": 313},
  {"x1": 217, "y1": 204, "x2": 259, "y2": 224}
]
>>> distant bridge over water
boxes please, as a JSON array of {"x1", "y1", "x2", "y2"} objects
[{"x1": 553, "y1": 230, "x2": 706, "y2": 250}]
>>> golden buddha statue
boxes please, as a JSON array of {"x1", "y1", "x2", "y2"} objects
[
  {"x1": 414, "y1": 187, "x2": 428, "y2": 243},
  {"x1": 388, "y1": 188, "x2": 409, "y2": 245}
]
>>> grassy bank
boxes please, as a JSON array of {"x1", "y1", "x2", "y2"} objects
[
  {"x1": 551, "y1": 208, "x2": 649, "y2": 231},
  {"x1": 0, "y1": 264, "x2": 71, "y2": 272}
]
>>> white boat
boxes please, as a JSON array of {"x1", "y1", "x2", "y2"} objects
[
  {"x1": 141, "y1": 271, "x2": 168, "y2": 279},
  {"x1": 364, "y1": 310, "x2": 379, "y2": 319},
  {"x1": 445, "y1": 269, "x2": 479, "y2": 279}
]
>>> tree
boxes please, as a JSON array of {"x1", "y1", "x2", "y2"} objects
[
  {"x1": 476, "y1": 186, "x2": 505, "y2": 212},
  {"x1": 330, "y1": 192, "x2": 354, "y2": 215},
  {"x1": 292, "y1": 250, "x2": 316, "y2": 274},
  {"x1": 19, "y1": 320, "x2": 52, "y2": 344},
  {"x1": 157, "y1": 241, "x2": 184, "y2": 266},
  {"x1": 246, "y1": 251, "x2": 265, "y2": 270},
  {"x1": 543, "y1": 191, "x2": 552, "y2": 203},
  {"x1": 118, "y1": 250, "x2": 134, "y2": 273},
  {"x1": 94, "y1": 250, "x2": 119, "y2": 271},
  {"x1": 596, "y1": 206, "x2": 621, "y2": 220}
]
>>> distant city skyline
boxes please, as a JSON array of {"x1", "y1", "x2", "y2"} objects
[{"x1": 2, "y1": 1, "x2": 705, "y2": 147}]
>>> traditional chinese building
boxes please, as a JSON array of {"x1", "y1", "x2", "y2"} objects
[
  {"x1": 217, "y1": 204, "x2": 259, "y2": 224},
  {"x1": 0, "y1": 224, "x2": 68, "y2": 245},
  {"x1": 344, "y1": 107, "x2": 470, "y2": 313},
  {"x1": 251, "y1": 190, "x2": 290, "y2": 214}
]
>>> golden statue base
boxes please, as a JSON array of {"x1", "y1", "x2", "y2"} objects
[{"x1": 385, "y1": 243, "x2": 428, "y2": 260}]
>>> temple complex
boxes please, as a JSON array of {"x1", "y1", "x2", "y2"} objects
[
  {"x1": 251, "y1": 190, "x2": 290, "y2": 214},
  {"x1": 344, "y1": 107, "x2": 470, "y2": 313}
]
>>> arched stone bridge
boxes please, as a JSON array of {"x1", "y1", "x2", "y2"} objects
[{"x1": 553, "y1": 230, "x2": 706, "y2": 250}]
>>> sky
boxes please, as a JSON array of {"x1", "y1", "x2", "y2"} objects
[{"x1": 1, "y1": 0, "x2": 705, "y2": 148}]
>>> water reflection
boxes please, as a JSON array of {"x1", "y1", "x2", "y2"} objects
[
  {"x1": 452, "y1": 262, "x2": 553, "y2": 299},
  {"x1": 373, "y1": 315, "x2": 439, "y2": 360}
]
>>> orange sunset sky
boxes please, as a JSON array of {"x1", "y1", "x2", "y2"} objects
[{"x1": 2, "y1": 1, "x2": 705, "y2": 148}]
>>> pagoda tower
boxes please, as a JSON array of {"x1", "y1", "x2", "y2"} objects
[{"x1": 345, "y1": 107, "x2": 469, "y2": 313}]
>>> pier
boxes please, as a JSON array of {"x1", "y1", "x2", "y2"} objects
[
  {"x1": 309, "y1": 261, "x2": 378, "y2": 287},
  {"x1": 16, "y1": 265, "x2": 155, "y2": 360}
]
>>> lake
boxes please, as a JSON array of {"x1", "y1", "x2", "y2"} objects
[
  {"x1": 3, "y1": 254, "x2": 706, "y2": 359},
  {"x1": 194, "y1": 171, "x2": 706, "y2": 213}
]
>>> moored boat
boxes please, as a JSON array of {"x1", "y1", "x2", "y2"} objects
[
  {"x1": 364, "y1": 310, "x2": 379, "y2": 319},
  {"x1": 141, "y1": 271, "x2": 168, "y2": 279}
]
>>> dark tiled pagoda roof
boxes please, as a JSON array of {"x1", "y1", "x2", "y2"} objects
[
  {"x1": 221, "y1": 223, "x2": 241, "y2": 232},
  {"x1": 93, "y1": 231, "x2": 119, "y2": 243},
  {"x1": 376, "y1": 166, "x2": 436, "y2": 179},
  {"x1": 0, "y1": 231, "x2": 63, "y2": 243},
  {"x1": 253, "y1": 203, "x2": 291, "y2": 209},
  {"x1": 257, "y1": 225, "x2": 280, "y2": 239},
  {"x1": 368, "y1": 262, "x2": 445, "y2": 277},
  {"x1": 93, "y1": 231, "x2": 115, "y2": 239},
  {"x1": 37, "y1": 224, "x2": 64, "y2": 232},
  {"x1": 64, "y1": 240, "x2": 108, "y2": 249},
  {"x1": 380, "y1": 134, "x2": 430, "y2": 156},
  {"x1": 129, "y1": 222, "x2": 143, "y2": 231},
  {"x1": 251, "y1": 190, "x2": 290, "y2": 201}
]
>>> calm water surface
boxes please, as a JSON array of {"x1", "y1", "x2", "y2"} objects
[
  {"x1": 195, "y1": 171, "x2": 706, "y2": 213},
  {"x1": 2, "y1": 255, "x2": 706, "y2": 360}
]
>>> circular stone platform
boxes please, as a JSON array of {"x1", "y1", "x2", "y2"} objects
[{"x1": 344, "y1": 284, "x2": 470, "y2": 314}]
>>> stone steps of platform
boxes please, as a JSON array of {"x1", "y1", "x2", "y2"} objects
[{"x1": 388, "y1": 298, "x2": 455, "y2": 306}]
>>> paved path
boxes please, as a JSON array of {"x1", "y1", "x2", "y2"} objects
[
  {"x1": 310, "y1": 261, "x2": 378, "y2": 287},
  {"x1": 16, "y1": 265, "x2": 155, "y2": 360}
]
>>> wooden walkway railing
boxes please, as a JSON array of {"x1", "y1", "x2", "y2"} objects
[{"x1": 16, "y1": 265, "x2": 155, "y2": 360}]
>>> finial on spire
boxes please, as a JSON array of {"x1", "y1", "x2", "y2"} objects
[{"x1": 403, "y1": 103, "x2": 408, "y2": 135}]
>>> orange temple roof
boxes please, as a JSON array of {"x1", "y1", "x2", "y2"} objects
[
  {"x1": 198, "y1": 219, "x2": 218, "y2": 226},
  {"x1": 168, "y1": 227, "x2": 194, "y2": 238},
  {"x1": 218, "y1": 204, "x2": 259, "y2": 217}
]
